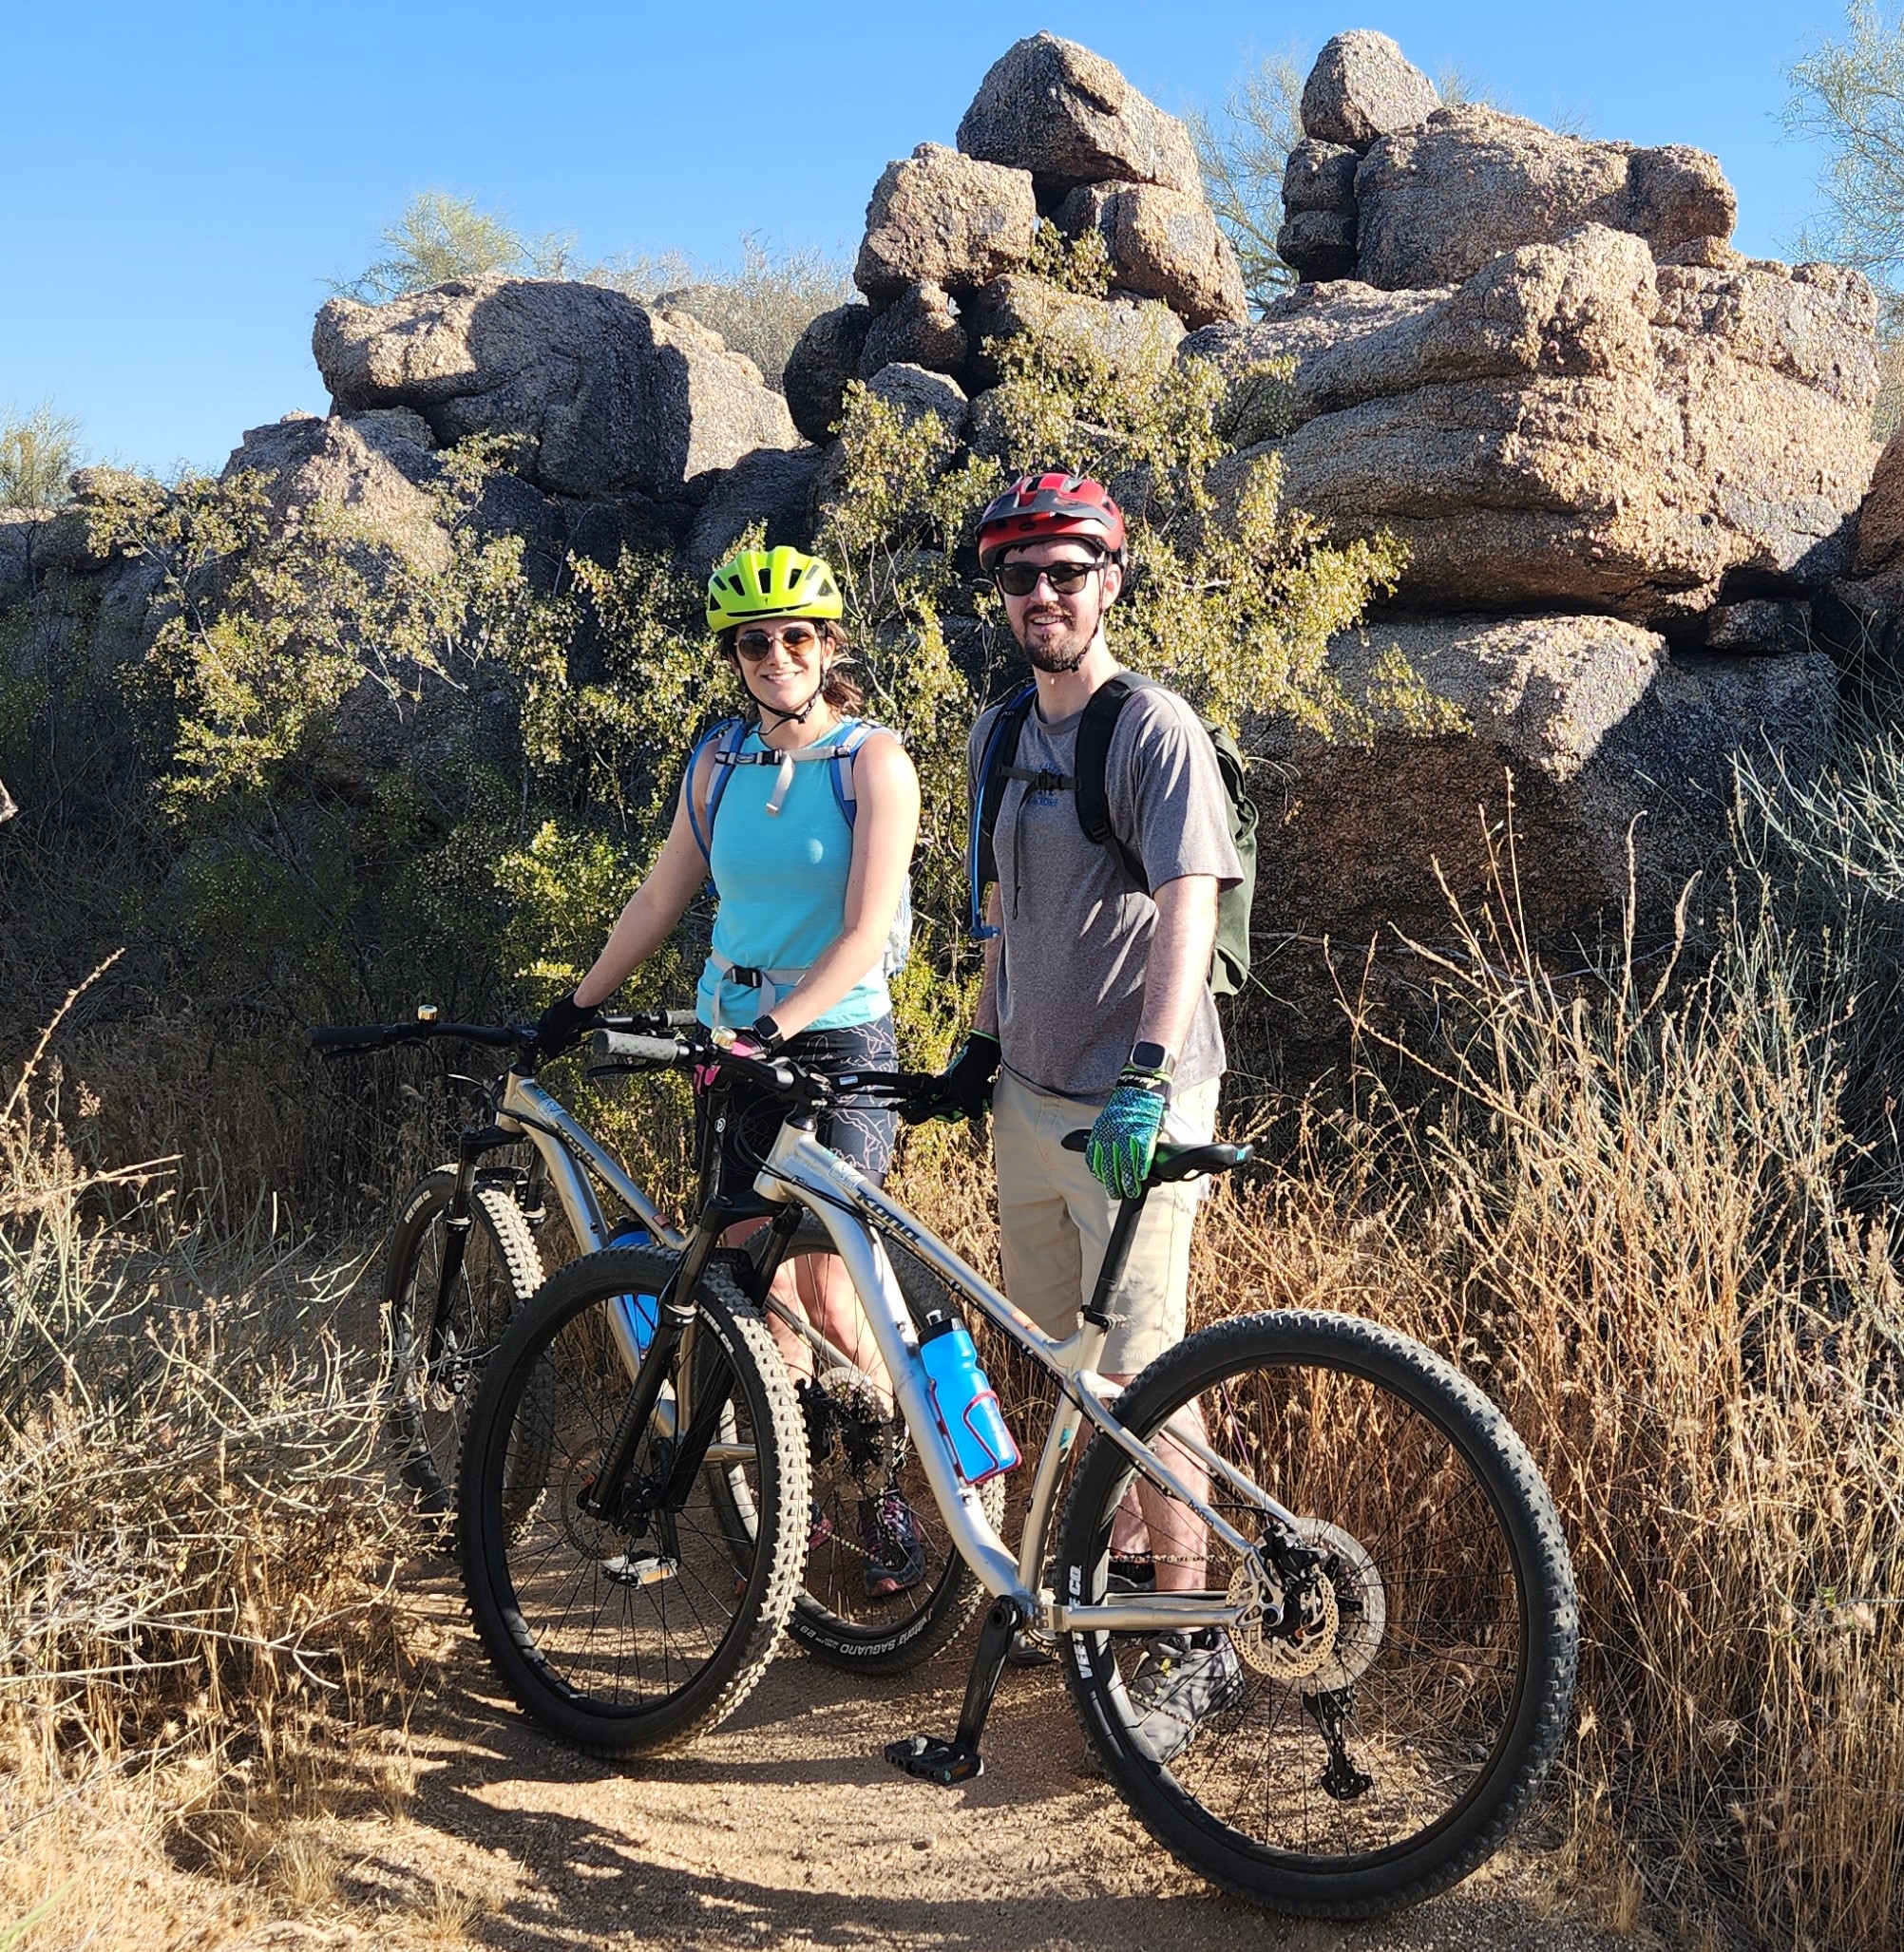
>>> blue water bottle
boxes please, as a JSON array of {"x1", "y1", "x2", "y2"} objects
[
  {"x1": 917, "y1": 1313, "x2": 1019, "y2": 1484},
  {"x1": 607, "y1": 1220, "x2": 660, "y2": 1355}
]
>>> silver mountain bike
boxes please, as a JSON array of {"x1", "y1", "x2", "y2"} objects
[{"x1": 454, "y1": 1023, "x2": 1578, "y2": 1919}]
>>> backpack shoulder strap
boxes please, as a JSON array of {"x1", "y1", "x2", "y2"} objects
[
  {"x1": 1075, "y1": 674, "x2": 1148, "y2": 888},
  {"x1": 825, "y1": 719, "x2": 903, "y2": 829},
  {"x1": 968, "y1": 684, "x2": 1038, "y2": 936},
  {"x1": 685, "y1": 717, "x2": 749, "y2": 863}
]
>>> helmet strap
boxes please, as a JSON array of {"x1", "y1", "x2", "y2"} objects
[{"x1": 734, "y1": 659, "x2": 832, "y2": 732}]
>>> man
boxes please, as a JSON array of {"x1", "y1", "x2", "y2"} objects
[{"x1": 932, "y1": 470, "x2": 1246, "y2": 1760}]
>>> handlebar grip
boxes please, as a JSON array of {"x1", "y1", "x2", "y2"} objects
[
  {"x1": 310, "y1": 1024, "x2": 405, "y2": 1053},
  {"x1": 589, "y1": 1029, "x2": 689, "y2": 1067}
]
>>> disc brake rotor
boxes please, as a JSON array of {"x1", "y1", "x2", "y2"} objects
[
  {"x1": 1228, "y1": 1517, "x2": 1387, "y2": 1688},
  {"x1": 805, "y1": 1367, "x2": 909, "y2": 1566}
]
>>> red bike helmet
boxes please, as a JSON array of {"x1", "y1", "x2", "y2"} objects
[{"x1": 976, "y1": 470, "x2": 1126, "y2": 569}]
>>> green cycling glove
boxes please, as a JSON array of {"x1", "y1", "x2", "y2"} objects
[{"x1": 1086, "y1": 1077, "x2": 1169, "y2": 1201}]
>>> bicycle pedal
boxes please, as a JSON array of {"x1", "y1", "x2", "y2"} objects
[{"x1": 885, "y1": 1734, "x2": 983, "y2": 1786}]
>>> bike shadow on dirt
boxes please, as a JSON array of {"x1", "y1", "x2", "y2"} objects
[{"x1": 333, "y1": 1601, "x2": 1601, "y2": 1952}]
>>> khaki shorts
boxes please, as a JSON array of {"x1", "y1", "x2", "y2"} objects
[{"x1": 991, "y1": 1069, "x2": 1220, "y2": 1377}]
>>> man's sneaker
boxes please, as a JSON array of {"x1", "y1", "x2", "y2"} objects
[
  {"x1": 859, "y1": 1488, "x2": 926, "y2": 1600},
  {"x1": 808, "y1": 1498, "x2": 834, "y2": 1551},
  {"x1": 1124, "y1": 1629, "x2": 1245, "y2": 1765}
]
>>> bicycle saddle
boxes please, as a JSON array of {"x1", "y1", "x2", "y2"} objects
[{"x1": 1059, "y1": 1132, "x2": 1253, "y2": 1183}]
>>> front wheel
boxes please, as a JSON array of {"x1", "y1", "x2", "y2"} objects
[
  {"x1": 458, "y1": 1246, "x2": 810, "y2": 1755},
  {"x1": 1054, "y1": 1310, "x2": 1577, "y2": 1918}
]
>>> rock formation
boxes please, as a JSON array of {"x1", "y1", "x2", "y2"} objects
[
  {"x1": 314, "y1": 276, "x2": 797, "y2": 502},
  {"x1": 1219, "y1": 28, "x2": 1883, "y2": 988},
  {"x1": 1187, "y1": 226, "x2": 1877, "y2": 623},
  {"x1": 787, "y1": 30, "x2": 1245, "y2": 442}
]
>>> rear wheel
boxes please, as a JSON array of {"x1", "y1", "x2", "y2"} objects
[
  {"x1": 458, "y1": 1246, "x2": 809, "y2": 1755},
  {"x1": 1055, "y1": 1310, "x2": 1577, "y2": 1918},
  {"x1": 385, "y1": 1167, "x2": 543, "y2": 1522}
]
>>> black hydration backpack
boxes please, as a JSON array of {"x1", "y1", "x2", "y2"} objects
[{"x1": 966, "y1": 674, "x2": 1258, "y2": 998}]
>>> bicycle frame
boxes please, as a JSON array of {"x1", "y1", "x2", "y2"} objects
[{"x1": 749, "y1": 1117, "x2": 1304, "y2": 1640}]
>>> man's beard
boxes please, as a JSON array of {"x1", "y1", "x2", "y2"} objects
[{"x1": 1020, "y1": 609, "x2": 1093, "y2": 672}]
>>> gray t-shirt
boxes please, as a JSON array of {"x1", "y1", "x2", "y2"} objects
[{"x1": 968, "y1": 677, "x2": 1244, "y2": 1100}]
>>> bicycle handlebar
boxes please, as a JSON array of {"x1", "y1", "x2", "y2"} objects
[{"x1": 308, "y1": 1008, "x2": 698, "y2": 1063}]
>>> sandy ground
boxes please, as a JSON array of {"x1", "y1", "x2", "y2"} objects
[{"x1": 248, "y1": 1576, "x2": 1632, "y2": 1952}]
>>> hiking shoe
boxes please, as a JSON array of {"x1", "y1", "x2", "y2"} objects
[
  {"x1": 1124, "y1": 1629, "x2": 1245, "y2": 1765},
  {"x1": 859, "y1": 1488, "x2": 926, "y2": 1600}
]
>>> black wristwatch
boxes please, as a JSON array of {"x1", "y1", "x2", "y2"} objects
[
  {"x1": 751, "y1": 1014, "x2": 787, "y2": 1053},
  {"x1": 1127, "y1": 1041, "x2": 1176, "y2": 1080}
]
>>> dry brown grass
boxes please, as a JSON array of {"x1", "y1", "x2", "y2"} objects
[
  {"x1": 882, "y1": 811, "x2": 1904, "y2": 1949},
  {"x1": 0, "y1": 976, "x2": 429, "y2": 1948}
]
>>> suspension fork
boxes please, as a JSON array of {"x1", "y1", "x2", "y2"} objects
[
  {"x1": 424, "y1": 1120, "x2": 517, "y2": 1368},
  {"x1": 578, "y1": 1205, "x2": 746, "y2": 1524}
]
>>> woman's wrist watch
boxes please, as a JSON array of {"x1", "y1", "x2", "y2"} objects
[{"x1": 751, "y1": 1014, "x2": 787, "y2": 1053}]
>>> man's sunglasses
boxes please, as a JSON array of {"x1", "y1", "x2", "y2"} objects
[
  {"x1": 733, "y1": 623, "x2": 825, "y2": 659},
  {"x1": 992, "y1": 559, "x2": 1104, "y2": 597}
]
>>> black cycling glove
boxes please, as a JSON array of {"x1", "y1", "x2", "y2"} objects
[
  {"x1": 533, "y1": 990, "x2": 602, "y2": 1062},
  {"x1": 925, "y1": 1030, "x2": 1001, "y2": 1124}
]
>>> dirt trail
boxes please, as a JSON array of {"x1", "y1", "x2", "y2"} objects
[{"x1": 285, "y1": 1577, "x2": 1627, "y2": 1952}]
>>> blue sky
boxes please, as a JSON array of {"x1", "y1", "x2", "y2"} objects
[{"x1": 2, "y1": 0, "x2": 1854, "y2": 477}]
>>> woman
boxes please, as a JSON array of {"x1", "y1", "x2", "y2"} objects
[{"x1": 535, "y1": 545, "x2": 926, "y2": 1599}]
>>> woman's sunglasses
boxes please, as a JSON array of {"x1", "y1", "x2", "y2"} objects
[
  {"x1": 733, "y1": 623, "x2": 825, "y2": 659},
  {"x1": 992, "y1": 559, "x2": 1103, "y2": 597}
]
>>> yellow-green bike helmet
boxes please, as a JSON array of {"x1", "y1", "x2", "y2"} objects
[{"x1": 706, "y1": 546, "x2": 844, "y2": 633}]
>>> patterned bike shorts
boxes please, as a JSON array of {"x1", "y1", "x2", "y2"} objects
[{"x1": 695, "y1": 1014, "x2": 899, "y2": 1213}]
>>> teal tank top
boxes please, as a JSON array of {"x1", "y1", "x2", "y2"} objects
[{"x1": 695, "y1": 720, "x2": 890, "y2": 1032}]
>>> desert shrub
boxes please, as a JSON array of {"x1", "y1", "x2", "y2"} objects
[
  {"x1": 0, "y1": 403, "x2": 84, "y2": 510},
  {"x1": 335, "y1": 189, "x2": 578, "y2": 301},
  {"x1": 600, "y1": 234, "x2": 856, "y2": 390}
]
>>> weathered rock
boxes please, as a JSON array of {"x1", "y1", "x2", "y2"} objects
[
  {"x1": 313, "y1": 276, "x2": 797, "y2": 499},
  {"x1": 222, "y1": 408, "x2": 450, "y2": 572},
  {"x1": 784, "y1": 304, "x2": 875, "y2": 443},
  {"x1": 1277, "y1": 209, "x2": 1360, "y2": 283},
  {"x1": 1702, "y1": 597, "x2": 1811, "y2": 654},
  {"x1": 1300, "y1": 31, "x2": 1439, "y2": 151},
  {"x1": 1185, "y1": 227, "x2": 1880, "y2": 622},
  {"x1": 683, "y1": 445, "x2": 824, "y2": 576},
  {"x1": 1284, "y1": 140, "x2": 1361, "y2": 216},
  {"x1": 859, "y1": 282, "x2": 968, "y2": 378},
  {"x1": 1055, "y1": 182, "x2": 1247, "y2": 328},
  {"x1": 1185, "y1": 283, "x2": 1451, "y2": 421},
  {"x1": 957, "y1": 32, "x2": 1202, "y2": 199},
  {"x1": 866, "y1": 362, "x2": 969, "y2": 437},
  {"x1": 854, "y1": 144, "x2": 1038, "y2": 306},
  {"x1": 1259, "y1": 614, "x2": 1838, "y2": 960},
  {"x1": 961, "y1": 275, "x2": 1186, "y2": 389},
  {"x1": 1853, "y1": 426, "x2": 1904, "y2": 576},
  {"x1": 220, "y1": 406, "x2": 570, "y2": 586},
  {"x1": 1355, "y1": 106, "x2": 1736, "y2": 290}
]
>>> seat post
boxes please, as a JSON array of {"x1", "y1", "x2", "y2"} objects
[{"x1": 1083, "y1": 1186, "x2": 1150, "y2": 1330}]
